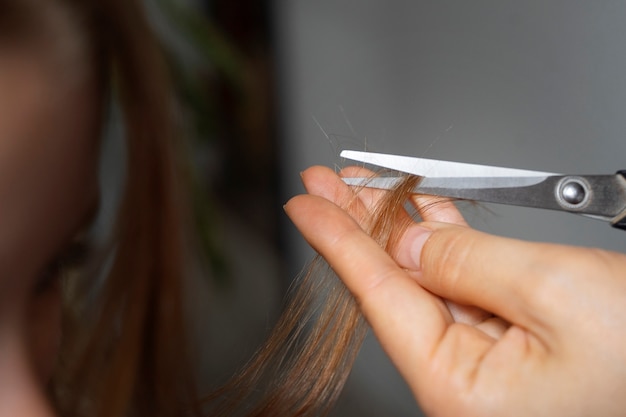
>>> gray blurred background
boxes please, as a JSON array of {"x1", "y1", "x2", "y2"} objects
[
  {"x1": 276, "y1": 2, "x2": 625, "y2": 415},
  {"x1": 132, "y1": 1, "x2": 626, "y2": 415}
]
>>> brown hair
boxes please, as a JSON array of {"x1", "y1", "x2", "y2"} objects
[{"x1": 204, "y1": 175, "x2": 421, "y2": 416}]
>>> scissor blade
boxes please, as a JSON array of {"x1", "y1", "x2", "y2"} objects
[
  {"x1": 343, "y1": 176, "x2": 561, "y2": 210},
  {"x1": 343, "y1": 175, "x2": 626, "y2": 220},
  {"x1": 340, "y1": 150, "x2": 558, "y2": 178},
  {"x1": 343, "y1": 176, "x2": 549, "y2": 191}
]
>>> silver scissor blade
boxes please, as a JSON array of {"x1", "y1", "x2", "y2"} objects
[
  {"x1": 342, "y1": 176, "x2": 562, "y2": 211},
  {"x1": 343, "y1": 176, "x2": 549, "y2": 190},
  {"x1": 340, "y1": 150, "x2": 558, "y2": 178},
  {"x1": 343, "y1": 175, "x2": 626, "y2": 220}
]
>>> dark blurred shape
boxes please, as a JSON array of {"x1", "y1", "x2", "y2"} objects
[
  {"x1": 198, "y1": 0, "x2": 279, "y2": 241},
  {"x1": 158, "y1": 0, "x2": 280, "y2": 284}
]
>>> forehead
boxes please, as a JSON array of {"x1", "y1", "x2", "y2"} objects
[{"x1": 0, "y1": 23, "x2": 101, "y2": 282}]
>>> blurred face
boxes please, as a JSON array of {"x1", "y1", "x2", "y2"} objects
[{"x1": 0, "y1": 12, "x2": 100, "y2": 417}]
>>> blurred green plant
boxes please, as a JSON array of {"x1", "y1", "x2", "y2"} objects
[{"x1": 156, "y1": 0, "x2": 248, "y2": 286}]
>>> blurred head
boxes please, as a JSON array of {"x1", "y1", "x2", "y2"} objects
[
  {"x1": 0, "y1": 1, "x2": 195, "y2": 416},
  {"x1": 0, "y1": 0, "x2": 102, "y2": 415},
  {"x1": 0, "y1": 1, "x2": 377, "y2": 416}
]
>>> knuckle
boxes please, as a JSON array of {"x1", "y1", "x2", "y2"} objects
[{"x1": 423, "y1": 228, "x2": 477, "y2": 295}]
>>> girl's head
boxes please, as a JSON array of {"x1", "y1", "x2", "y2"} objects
[
  {"x1": 0, "y1": 2, "x2": 422, "y2": 417},
  {"x1": 0, "y1": 1, "x2": 194, "y2": 416},
  {"x1": 0, "y1": 0, "x2": 101, "y2": 410}
]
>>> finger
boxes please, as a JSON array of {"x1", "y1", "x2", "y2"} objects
[
  {"x1": 394, "y1": 222, "x2": 569, "y2": 335},
  {"x1": 410, "y1": 194, "x2": 467, "y2": 225},
  {"x1": 300, "y1": 166, "x2": 372, "y2": 226},
  {"x1": 303, "y1": 166, "x2": 416, "y2": 234},
  {"x1": 444, "y1": 300, "x2": 496, "y2": 329},
  {"x1": 410, "y1": 195, "x2": 488, "y2": 325},
  {"x1": 409, "y1": 192, "x2": 493, "y2": 326},
  {"x1": 475, "y1": 316, "x2": 509, "y2": 340},
  {"x1": 284, "y1": 194, "x2": 452, "y2": 384},
  {"x1": 339, "y1": 166, "x2": 390, "y2": 211}
]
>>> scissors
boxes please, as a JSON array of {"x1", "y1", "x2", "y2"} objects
[{"x1": 340, "y1": 150, "x2": 626, "y2": 230}]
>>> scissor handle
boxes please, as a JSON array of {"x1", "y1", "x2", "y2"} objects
[{"x1": 610, "y1": 170, "x2": 626, "y2": 230}]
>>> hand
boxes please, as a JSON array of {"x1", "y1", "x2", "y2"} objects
[{"x1": 284, "y1": 166, "x2": 626, "y2": 417}]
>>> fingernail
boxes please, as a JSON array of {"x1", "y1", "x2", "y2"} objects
[{"x1": 405, "y1": 226, "x2": 432, "y2": 270}]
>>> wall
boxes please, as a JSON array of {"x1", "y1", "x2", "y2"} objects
[{"x1": 275, "y1": 1, "x2": 626, "y2": 415}]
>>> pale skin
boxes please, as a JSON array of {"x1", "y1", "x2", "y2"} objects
[
  {"x1": 285, "y1": 165, "x2": 626, "y2": 417},
  {"x1": 0, "y1": 27, "x2": 100, "y2": 417}
]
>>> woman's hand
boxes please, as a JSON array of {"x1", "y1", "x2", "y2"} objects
[{"x1": 284, "y1": 166, "x2": 626, "y2": 417}]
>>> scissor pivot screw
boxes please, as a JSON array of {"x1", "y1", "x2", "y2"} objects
[
  {"x1": 562, "y1": 182, "x2": 585, "y2": 204},
  {"x1": 557, "y1": 177, "x2": 590, "y2": 210}
]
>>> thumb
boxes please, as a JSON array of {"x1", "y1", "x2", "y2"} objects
[{"x1": 394, "y1": 222, "x2": 566, "y2": 329}]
